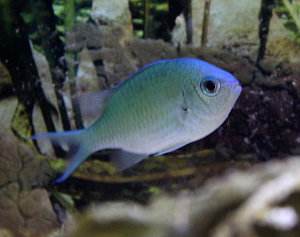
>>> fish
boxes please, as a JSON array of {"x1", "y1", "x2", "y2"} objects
[{"x1": 33, "y1": 58, "x2": 242, "y2": 183}]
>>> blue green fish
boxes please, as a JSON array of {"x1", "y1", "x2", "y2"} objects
[{"x1": 33, "y1": 58, "x2": 242, "y2": 183}]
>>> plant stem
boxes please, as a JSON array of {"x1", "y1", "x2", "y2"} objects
[
  {"x1": 65, "y1": 0, "x2": 84, "y2": 129},
  {"x1": 201, "y1": 0, "x2": 211, "y2": 47},
  {"x1": 0, "y1": 0, "x2": 64, "y2": 155},
  {"x1": 144, "y1": 0, "x2": 151, "y2": 38},
  {"x1": 30, "y1": 0, "x2": 72, "y2": 132}
]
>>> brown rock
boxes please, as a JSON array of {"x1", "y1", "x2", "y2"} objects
[
  {"x1": 19, "y1": 189, "x2": 58, "y2": 236},
  {"x1": 0, "y1": 132, "x2": 59, "y2": 237},
  {"x1": 127, "y1": 39, "x2": 178, "y2": 67},
  {"x1": 192, "y1": 0, "x2": 261, "y2": 58},
  {"x1": 91, "y1": 0, "x2": 133, "y2": 43}
]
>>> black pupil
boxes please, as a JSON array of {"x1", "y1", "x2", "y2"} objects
[{"x1": 204, "y1": 80, "x2": 216, "y2": 93}]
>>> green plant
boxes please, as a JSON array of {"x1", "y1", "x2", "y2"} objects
[
  {"x1": 130, "y1": 0, "x2": 169, "y2": 39},
  {"x1": 275, "y1": 0, "x2": 300, "y2": 44},
  {"x1": 53, "y1": 0, "x2": 92, "y2": 38}
]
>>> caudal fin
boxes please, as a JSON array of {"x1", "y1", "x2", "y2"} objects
[{"x1": 32, "y1": 130, "x2": 91, "y2": 184}]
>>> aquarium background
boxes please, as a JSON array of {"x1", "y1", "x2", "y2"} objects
[{"x1": 0, "y1": 0, "x2": 300, "y2": 237}]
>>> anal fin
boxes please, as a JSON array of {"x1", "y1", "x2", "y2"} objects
[
  {"x1": 154, "y1": 142, "x2": 188, "y2": 156},
  {"x1": 53, "y1": 146, "x2": 90, "y2": 184},
  {"x1": 110, "y1": 150, "x2": 148, "y2": 171}
]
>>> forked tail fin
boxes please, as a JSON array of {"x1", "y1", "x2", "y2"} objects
[{"x1": 32, "y1": 130, "x2": 91, "y2": 184}]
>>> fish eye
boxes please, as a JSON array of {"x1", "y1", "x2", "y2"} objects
[{"x1": 200, "y1": 79, "x2": 220, "y2": 96}]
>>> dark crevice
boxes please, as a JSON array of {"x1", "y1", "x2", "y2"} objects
[
  {"x1": 93, "y1": 59, "x2": 110, "y2": 87},
  {"x1": 93, "y1": 59, "x2": 103, "y2": 67},
  {"x1": 0, "y1": 84, "x2": 14, "y2": 100}
]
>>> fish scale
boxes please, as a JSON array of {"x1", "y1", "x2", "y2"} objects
[
  {"x1": 33, "y1": 58, "x2": 241, "y2": 183},
  {"x1": 89, "y1": 63, "x2": 186, "y2": 150}
]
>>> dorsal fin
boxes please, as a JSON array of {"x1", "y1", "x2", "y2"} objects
[
  {"x1": 77, "y1": 60, "x2": 174, "y2": 124},
  {"x1": 77, "y1": 89, "x2": 113, "y2": 124}
]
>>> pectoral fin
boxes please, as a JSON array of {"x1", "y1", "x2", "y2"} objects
[{"x1": 110, "y1": 150, "x2": 148, "y2": 171}]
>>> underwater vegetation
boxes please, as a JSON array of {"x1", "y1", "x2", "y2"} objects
[
  {"x1": 275, "y1": 0, "x2": 300, "y2": 44},
  {"x1": 0, "y1": 0, "x2": 300, "y2": 237}
]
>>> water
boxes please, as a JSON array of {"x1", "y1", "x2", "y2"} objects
[{"x1": 0, "y1": 1, "x2": 299, "y2": 237}]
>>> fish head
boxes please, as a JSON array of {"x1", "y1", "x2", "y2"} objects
[{"x1": 189, "y1": 59, "x2": 242, "y2": 121}]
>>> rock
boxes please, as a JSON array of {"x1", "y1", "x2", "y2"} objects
[
  {"x1": 209, "y1": 0, "x2": 260, "y2": 58},
  {"x1": 33, "y1": 49, "x2": 56, "y2": 105},
  {"x1": 127, "y1": 39, "x2": 178, "y2": 67},
  {"x1": 18, "y1": 190, "x2": 58, "y2": 235},
  {"x1": 171, "y1": 14, "x2": 187, "y2": 47},
  {"x1": 67, "y1": 23, "x2": 136, "y2": 86},
  {"x1": 0, "y1": 98, "x2": 17, "y2": 136},
  {"x1": 0, "y1": 132, "x2": 59, "y2": 237},
  {"x1": 76, "y1": 47, "x2": 101, "y2": 93},
  {"x1": 93, "y1": 37, "x2": 136, "y2": 85},
  {"x1": 191, "y1": 0, "x2": 300, "y2": 64},
  {"x1": 66, "y1": 23, "x2": 104, "y2": 52},
  {"x1": 91, "y1": 0, "x2": 133, "y2": 42},
  {"x1": 91, "y1": 0, "x2": 131, "y2": 25},
  {"x1": 192, "y1": 0, "x2": 261, "y2": 59},
  {"x1": 0, "y1": 187, "x2": 59, "y2": 237}
]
